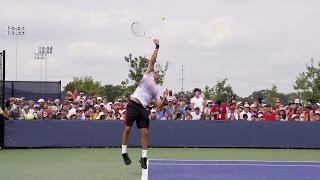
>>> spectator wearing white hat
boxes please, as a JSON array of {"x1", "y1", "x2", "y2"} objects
[
  {"x1": 149, "y1": 109, "x2": 159, "y2": 120},
  {"x1": 203, "y1": 100, "x2": 213, "y2": 117},
  {"x1": 239, "y1": 103, "x2": 252, "y2": 121},
  {"x1": 97, "y1": 112, "x2": 106, "y2": 120},
  {"x1": 291, "y1": 114, "x2": 301, "y2": 121}
]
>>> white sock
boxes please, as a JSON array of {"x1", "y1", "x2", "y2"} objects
[
  {"x1": 121, "y1": 145, "x2": 127, "y2": 154},
  {"x1": 142, "y1": 150, "x2": 148, "y2": 158}
]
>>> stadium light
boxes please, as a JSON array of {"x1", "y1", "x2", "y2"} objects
[
  {"x1": 34, "y1": 47, "x2": 53, "y2": 81},
  {"x1": 7, "y1": 26, "x2": 25, "y2": 81}
]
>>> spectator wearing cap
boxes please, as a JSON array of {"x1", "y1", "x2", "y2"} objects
[
  {"x1": 263, "y1": 105, "x2": 276, "y2": 121},
  {"x1": 240, "y1": 103, "x2": 252, "y2": 121},
  {"x1": 313, "y1": 110, "x2": 320, "y2": 121},
  {"x1": 257, "y1": 113, "x2": 264, "y2": 121},
  {"x1": 165, "y1": 98, "x2": 175, "y2": 116},
  {"x1": 166, "y1": 90, "x2": 177, "y2": 102},
  {"x1": 211, "y1": 100, "x2": 227, "y2": 120},
  {"x1": 203, "y1": 100, "x2": 213, "y2": 117},
  {"x1": 149, "y1": 109, "x2": 159, "y2": 120},
  {"x1": 97, "y1": 112, "x2": 106, "y2": 120},
  {"x1": 190, "y1": 88, "x2": 205, "y2": 112},
  {"x1": 190, "y1": 106, "x2": 202, "y2": 120},
  {"x1": 113, "y1": 103, "x2": 122, "y2": 120},
  {"x1": 291, "y1": 114, "x2": 301, "y2": 121},
  {"x1": 278, "y1": 107, "x2": 287, "y2": 121},
  {"x1": 68, "y1": 111, "x2": 77, "y2": 120}
]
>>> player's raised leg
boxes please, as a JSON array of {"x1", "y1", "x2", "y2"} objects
[{"x1": 121, "y1": 125, "x2": 132, "y2": 165}]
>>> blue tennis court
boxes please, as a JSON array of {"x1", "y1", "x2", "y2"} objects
[{"x1": 142, "y1": 160, "x2": 320, "y2": 180}]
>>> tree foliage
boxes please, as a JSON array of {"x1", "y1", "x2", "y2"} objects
[
  {"x1": 293, "y1": 58, "x2": 320, "y2": 102},
  {"x1": 104, "y1": 84, "x2": 126, "y2": 103},
  {"x1": 122, "y1": 54, "x2": 169, "y2": 95},
  {"x1": 63, "y1": 76, "x2": 105, "y2": 96},
  {"x1": 204, "y1": 78, "x2": 238, "y2": 102}
]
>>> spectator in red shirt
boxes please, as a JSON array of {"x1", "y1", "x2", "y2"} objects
[
  {"x1": 211, "y1": 100, "x2": 227, "y2": 120},
  {"x1": 263, "y1": 105, "x2": 276, "y2": 121}
]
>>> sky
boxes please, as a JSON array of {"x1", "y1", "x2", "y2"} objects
[{"x1": 0, "y1": 0, "x2": 319, "y2": 97}]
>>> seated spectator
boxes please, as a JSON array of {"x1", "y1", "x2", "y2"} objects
[
  {"x1": 211, "y1": 100, "x2": 227, "y2": 120},
  {"x1": 22, "y1": 106, "x2": 34, "y2": 120},
  {"x1": 167, "y1": 114, "x2": 173, "y2": 120},
  {"x1": 257, "y1": 113, "x2": 264, "y2": 121},
  {"x1": 165, "y1": 98, "x2": 175, "y2": 115},
  {"x1": 174, "y1": 113, "x2": 183, "y2": 120},
  {"x1": 263, "y1": 105, "x2": 276, "y2": 121},
  {"x1": 68, "y1": 111, "x2": 77, "y2": 120},
  {"x1": 204, "y1": 113, "x2": 211, "y2": 120},
  {"x1": 191, "y1": 106, "x2": 202, "y2": 120},
  {"x1": 203, "y1": 100, "x2": 213, "y2": 117},
  {"x1": 251, "y1": 113, "x2": 257, "y2": 121},
  {"x1": 279, "y1": 107, "x2": 287, "y2": 121},
  {"x1": 106, "y1": 111, "x2": 114, "y2": 120},
  {"x1": 240, "y1": 104, "x2": 252, "y2": 121},
  {"x1": 149, "y1": 109, "x2": 159, "y2": 120},
  {"x1": 185, "y1": 113, "x2": 193, "y2": 120},
  {"x1": 160, "y1": 112, "x2": 170, "y2": 120},
  {"x1": 242, "y1": 113, "x2": 248, "y2": 121},
  {"x1": 313, "y1": 110, "x2": 320, "y2": 121},
  {"x1": 120, "y1": 110, "x2": 126, "y2": 120},
  {"x1": 227, "y1": 105, "x2": 237, "y2": 120},
  {"x1": 97, "y1": 112, "x2": 106, "y2": 120},
  {"x1": 291, "y1": 114, "x2": 301, "y2": 121}
]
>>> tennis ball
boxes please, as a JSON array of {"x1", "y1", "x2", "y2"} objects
[{"x1": 161, "y1": 17, "x2": 166, "y2": 21}]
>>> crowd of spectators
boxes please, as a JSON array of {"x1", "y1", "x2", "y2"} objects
[{"x1": 2, "y1": 88, "x2": 320, "y2": 121}]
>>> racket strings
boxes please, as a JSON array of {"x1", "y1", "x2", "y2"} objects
[{"x1": 131, "y1": 22, "x2": 146, "y2": 37}]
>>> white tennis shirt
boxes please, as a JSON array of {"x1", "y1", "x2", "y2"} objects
[{"x1": 131, "y1": 72, "x2": 160, "y2": 108}]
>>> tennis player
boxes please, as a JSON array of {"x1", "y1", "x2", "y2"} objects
[{"x1": 121, "y1": 39, "x2": 168, "y2": 169}]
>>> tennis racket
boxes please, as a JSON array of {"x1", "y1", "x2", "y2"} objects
[{"x1": 131, "y1": 22, "x2": 154, "y2": 40}]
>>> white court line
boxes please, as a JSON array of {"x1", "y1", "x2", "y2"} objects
[
  {"x1": 141, "y1": 160, "x2": 149, "y2": 180},
  {"x1": 149, "y1": 163, "x2": 320, "y2": 168},
  {"x1": 149, "y1": 159, "x2": 320, "y2": 163}
]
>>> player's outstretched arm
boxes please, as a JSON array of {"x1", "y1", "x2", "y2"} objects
[
  {"x1": 145, "y1": 39, "x2": 159, "y2": 74},
  {"x1": 155, "y1": 88, "x2": 168, "y2": 108}
]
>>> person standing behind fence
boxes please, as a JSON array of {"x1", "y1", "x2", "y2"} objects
[
  {"x1": 121, "y1": 39, "x2": 168, "y2": 170},
  {"x1": 190, "y1": 88, "x2": 205, "y2": 112}
]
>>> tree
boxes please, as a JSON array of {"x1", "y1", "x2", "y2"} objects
[
  {"x1": 122, "y1": 54, "x2": 169, "y2": 95},
  {"x1": 64, "y1": 76, "x2": 105, "y2": 96},
  {"x1": 265, "y1": 84, "x2": 278, "y2": 105},
  {"x1": 204, "y1": 78, "x2": 238, "y2": 102},
  {"x1": 293, "y1": 58, "x2": 320, "y2": 102},
  {"x1": 104, "y1": 84, "x2": 126, "y2": 103}
]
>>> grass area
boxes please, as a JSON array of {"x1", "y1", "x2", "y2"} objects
[{"x1": 0, "y1": 148, "x2": 319, "y2": 180}]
